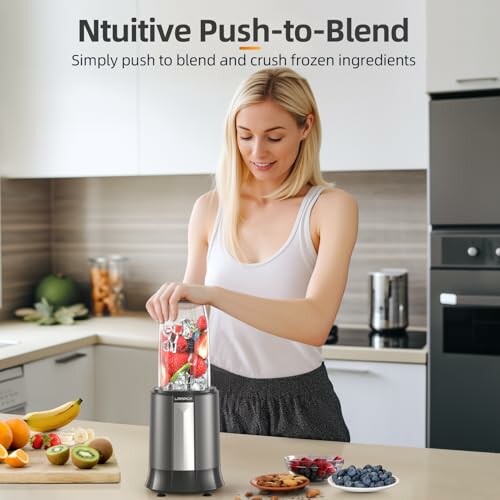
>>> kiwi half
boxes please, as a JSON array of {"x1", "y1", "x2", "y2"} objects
[
  {"x1": 46, "y1": 445, "x2": 70, "y2": 465},
  {"x1": 71, "y1": 445, "x2": 100, "y2": 469},
  {"x1": 88, "y1": 438, "x2": 113, "y2": 464}
]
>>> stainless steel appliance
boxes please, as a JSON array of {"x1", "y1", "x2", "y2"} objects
[
  {"x1": 369, "y1": 269, "x2": 409, "y2": 332},
  {"x1": 146, "y1": 302, "x2": 223, "y2": 494},
  {"x1": 430, "y1": 230, "x2": 500, "y2": 452},
  {"x1": 429, "y1": 90, "x2": 500, "y2": 453},
  {"x1": 430, "y1": 93, "x2": 500, "y2": 225},
  {"x1": 0, "y1": 365, "x2": 27, "y2": 415}
]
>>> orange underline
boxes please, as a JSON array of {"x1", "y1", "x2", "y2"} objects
[{"x1": 239, "y1": 46, "x2": 261, "y2": 51}]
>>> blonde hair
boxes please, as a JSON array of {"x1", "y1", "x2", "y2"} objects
[{"x1": 216, "y1": 67, "x2": 331, "y2": 260}]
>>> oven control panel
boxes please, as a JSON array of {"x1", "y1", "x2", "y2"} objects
[{"x1": 431, "y1": 232, "x2": 500, "y2": 268}]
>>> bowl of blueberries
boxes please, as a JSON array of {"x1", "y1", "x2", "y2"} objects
[
  {"x1": 328, "y1": 464, "x2": 398, "y2": 492},
  {"x1": 284, "y1": 455, "x2": 344, "y2": 482}
]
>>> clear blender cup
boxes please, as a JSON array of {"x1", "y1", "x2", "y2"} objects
[{"x1": 158, "y1": 301, "x2": 210, "y2": 391}]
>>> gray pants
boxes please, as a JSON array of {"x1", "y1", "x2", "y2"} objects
[{"x1": 211, "y1": 363, "x2": 350, "y2": 442}]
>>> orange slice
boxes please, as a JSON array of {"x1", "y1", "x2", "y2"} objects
[
  {"x1": 5, "y1": 448, "x2": 29, "y2": 468},
  {"x1": 0, "y1": 443, "x2": 8, "y2": 462}
]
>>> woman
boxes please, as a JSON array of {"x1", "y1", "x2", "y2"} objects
[{"x1": 146, "y1": 67, "x2": 358, "y2": 441}]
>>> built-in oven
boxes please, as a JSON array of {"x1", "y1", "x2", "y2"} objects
[
  {"x1": 0, "y1": 365, "x2": 27, "y2": 415},
  {"x1": 429, "y1": 230, "x2": 500, "y2": 452}
]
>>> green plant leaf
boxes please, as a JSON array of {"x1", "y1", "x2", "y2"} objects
[
  {"x1": 34, "y1": 297, "x2": 54, "y2": 319},
  {"x1": 38, "y1": 316, "x2": 57, "y2": 325},
  {"x1": 54, "y1": 308, "x2": 76, "y2": 325}
]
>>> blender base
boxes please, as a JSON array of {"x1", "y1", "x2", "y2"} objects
[
  {"x1": 146, "y1": 467, "x2": 223, "y2": 494},
  {"x1": 146, "y1": 387, "x2": 224, "y2": 494}
]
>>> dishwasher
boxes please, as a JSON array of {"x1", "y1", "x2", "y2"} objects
[{"x1": 0, "y1": 365, "x2": 27, "y2": 415}]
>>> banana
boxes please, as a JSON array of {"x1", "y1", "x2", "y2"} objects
[
  {"x1": 73, "y1": 427, "x2": 89, "y2": 444},
  {"x1": 23, "y1": 398, "x2": 83, "y2": 432}
]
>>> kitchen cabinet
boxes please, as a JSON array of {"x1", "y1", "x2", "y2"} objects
[
  {"x1": 94, "y1": 345, "x2": 156, "y2": 425},
  {"x1": 24, "y1": 346, "x2": 95, "y2": 419},
  {"x1": 0, "y1": 0, "x2": 138, "y2": 178},
  {"x1": 138, "y1": 0, "x2": 427, "y2": 173},
  {"x1": 325, "y1": 359, "x2": 426, "y2": 447},
  {"x1": 427, "y1": 0, "x2": 500, "y2": 93},
  {"x1": 1, "y1": 0, "x2": 427, "y2": 178}
]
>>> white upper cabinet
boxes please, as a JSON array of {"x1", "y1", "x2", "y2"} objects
[
  {"x1": 1, "y1": 1, "x2": 427, "y2": 177},
  {"x1": 0, "y1": 1, "x2": 138, "y2": 178},
  {"x1": 427, "y1": 0, "x2": 500, "y2": 93},
  {"x1": 138, "y1": 0, "x2": 427, "y2": 173}
]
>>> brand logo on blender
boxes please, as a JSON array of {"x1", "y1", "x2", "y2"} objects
[
  {"x1": 79, "y1": 17, "x2": 409, "y2": 43},
  {"x1": 174, "y1": 395, "x2": 194, "y2": 402}
]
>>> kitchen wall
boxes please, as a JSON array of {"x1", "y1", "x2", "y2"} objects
[
  {"x1": 0, "y1": 171, "x2": 427, "y2": 327},
  {"x1": 0, "y1": 179, "x2": 52, "y2": 319}
]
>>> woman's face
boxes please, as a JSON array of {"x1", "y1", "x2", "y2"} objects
[{"x1": 236, "y1": 99, "x2": 312, "y2": 184}]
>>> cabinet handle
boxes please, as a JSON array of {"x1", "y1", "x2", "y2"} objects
[
  {"x1": 54, "y1": 352, "x2": 87, "y2": 364},
  {"x1": 328, "y1": 367, "x2": 372, "y2": 374},
  {"x1": 456, "y1": 77, "x2": 498, "y2": 84}
]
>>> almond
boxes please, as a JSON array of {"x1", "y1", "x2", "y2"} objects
[{"x1": 306, "y1": 488, "x2": 321, "y2": 498}]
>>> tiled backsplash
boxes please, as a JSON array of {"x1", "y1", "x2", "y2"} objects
[
  {"x1": 0, "y1": 179, "x2": 52, "y2": 319},
  {"x1": 1, "y1": 171, "x2": 427, "y2": 327}
]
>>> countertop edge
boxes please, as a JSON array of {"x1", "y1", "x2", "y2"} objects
[
  {"x1": 322, "y1": 345, "x2": 427, "y2": 364},
  {"x1": 0, "y1": 314, "x2": 427, "y2": 369},
  {"x1": 0, "y1": 336, "x2": 99, "y2": 370}
]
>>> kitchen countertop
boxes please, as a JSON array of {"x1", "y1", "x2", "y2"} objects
[
  {"x1": 0, "y1": 312, "x2": 426, "y2": 370},
  {"x1": 0, "y1": 414, "x2": 496, "y2": 499}
]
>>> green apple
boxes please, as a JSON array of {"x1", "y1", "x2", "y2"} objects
[{"x1": 35, "y1": 274, "x2": 81, "y2": 308}]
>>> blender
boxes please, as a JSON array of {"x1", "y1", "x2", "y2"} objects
[{"x1": 146, "y1": 301, "x2": 224, "y2": 494}]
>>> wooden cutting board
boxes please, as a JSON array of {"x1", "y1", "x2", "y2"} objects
[{"x1": 0, "y1": 449, "x2": 120, "y2": 483}]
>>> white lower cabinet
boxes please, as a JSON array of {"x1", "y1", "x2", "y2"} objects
[
  {"x1": 325, "y1": 359, "x2": 426, "y2": 448},
  {"x1": 24, "y1": 346, "x2": 95, "y2": 420},
  {"x1": 94, "y1": 345, "x2": 156, "y2": 425}
]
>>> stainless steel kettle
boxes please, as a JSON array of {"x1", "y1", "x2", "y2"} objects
[{"x1": 369, "y1": 268, "x2": 408, "y2": 332}]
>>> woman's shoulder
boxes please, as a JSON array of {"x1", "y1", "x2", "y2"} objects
[
  {"x1": 192, "y1": 190, "x2": 219, "y2": 242},
  {"x1": 311, "y1": 186, "x2": 358, "y2": 234},
  {"x1": 315, "y1": 186, "x2": 358, "y2": 211},
  {"x1": 194, "y1": 189, "x2": 219, "y2": 213}
]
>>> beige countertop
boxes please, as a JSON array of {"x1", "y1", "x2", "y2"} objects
[
  {"x1": 0, "y1": 414, "x2": 496, "y2": 499},
  {"x1": 0, "y1": 312, "x2": 426, "y2": 370}
]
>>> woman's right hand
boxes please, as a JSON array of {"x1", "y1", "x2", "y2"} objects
[{"x1": 145, "y1": 282, "x2": 215, "y2": 323}]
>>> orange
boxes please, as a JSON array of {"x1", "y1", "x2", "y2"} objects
[
  {"x1": 6, "y1": 418, "x2": 30, "y2": 449},
  {"x1": 0, "y1": 421, "x2": 13, "y2": 449},
  {"x1": 5, "y1": 448, "x2": 29, "y2": 468},
  {"x1": 0, "y1": 444, "x2": 8, "y2": 462}
]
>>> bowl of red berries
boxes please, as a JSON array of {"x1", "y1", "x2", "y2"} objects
[{"x1": 284, "y1": 455, "x2": 344, "y2": 482}]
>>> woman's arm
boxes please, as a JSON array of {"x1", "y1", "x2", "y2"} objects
[
  {"x1": 147, "y1": 189, "x2": 358, "y2": 347},
  {"x1": 146, "y1": 191, "x2": 216, "y2": 321},
  {"x1": 211, "y1": 189, "x2": 358, "y2": 346}
]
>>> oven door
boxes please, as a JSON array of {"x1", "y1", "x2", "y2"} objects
[
  {"x1": 430, "y1": 94, "x2": 500, "y2": 226},
  {"x1": 429, "y1": 269, "x2": 500, "y2": 452}
]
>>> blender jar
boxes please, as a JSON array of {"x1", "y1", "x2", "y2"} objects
[{"x1": 158, "y1": 301, "x2": 210, "y2": 391}]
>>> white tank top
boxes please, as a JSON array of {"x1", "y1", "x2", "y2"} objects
[{"x1": 205, "y1": 185, "x2": 326, "y2": 378}]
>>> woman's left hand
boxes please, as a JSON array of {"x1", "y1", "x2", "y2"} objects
[{"x1": 145, "y1": 282, "x2": 215, "y2": 323}]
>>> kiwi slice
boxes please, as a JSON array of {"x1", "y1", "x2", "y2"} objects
[
  {"x1": 88, "y1": 438, "x2": 113, "y2": 464},
  {"x1": 46, "y1": 445, "x2": 70, "y2": 465},
  {"x1": 71, "y1": 445, "x2": 100, "y2": 469}
]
